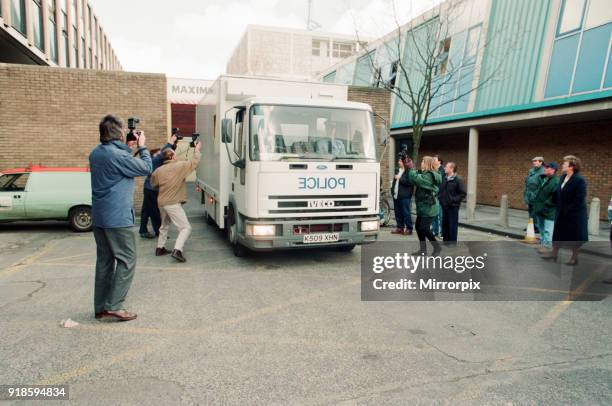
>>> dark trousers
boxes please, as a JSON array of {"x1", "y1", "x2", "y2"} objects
[
  {"x1": 442, "y1": 206, "x2": 459, "y2": 242},
  {"x1": 415, "y1": 216, "x2": 436, "y2": 242},
  {"x1": 393, "y1": 196, "x2": 413, "y2": 230},
  {"x1": 93, "y1": 227, "x2": 137, "y2": 313},
  {"x1": 139, "y1": 188, "x2": 161, "y2": 235}
]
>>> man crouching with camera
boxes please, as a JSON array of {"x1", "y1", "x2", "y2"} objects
[{"x1": 152, "y1": 141, "x2": 201, "y2": 262}]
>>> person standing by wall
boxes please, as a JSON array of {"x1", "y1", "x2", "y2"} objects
[
  {"x1": 408, "y1": 156, "x2": 442, "y2": 256},
  {"x1": 152, "y1": 142, "x2": 202, "y2": 263},
  {"x1": 524, "y1": 156, "x2": 545, "y2": 231},
  {"x1": 532, "y1": 162, "x2": 559, "y2": 253},
  {"x1": 89, "y1": 115, "x2": 152, "y2": 322},
  {"x1": 431, "y1": 155, "x2": 445, "y2": 237},
  {"x1": 390, "y1": 154, "x2": 414, "y2": 236},
  {"x1": 439, "y1": 162, "x2": 466, "y2": 244},
  {"x1": 541, "y1": 156, "x2": 587, "y2": 266}
]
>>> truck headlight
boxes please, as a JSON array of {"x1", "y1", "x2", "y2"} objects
[
  {"x1": 360, "y1": 220, "x2": 379, "y2": 232},
  {"x1": 246, "y1": 224, "x2": 277, "y2": 236}
]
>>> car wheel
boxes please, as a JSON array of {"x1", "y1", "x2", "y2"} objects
[
  {"x1": 227, "y1": 206, "x2": 247, "y2": 257},
  {"x1": 69, "y1": 206, "x2": 92, "y2": 232}
]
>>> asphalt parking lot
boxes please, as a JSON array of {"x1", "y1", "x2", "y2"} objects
[{"x1": 1, "y1": 197, "x2": 611, "y2": 405}]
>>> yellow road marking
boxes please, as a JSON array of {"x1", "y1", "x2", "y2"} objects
[
  {"x1": 0, "y1": 239, "x2": 62, "y2": 279},
  {"x1": 40, "y1": 252, "x2": 93, "y2": 263},
  {"x1": 35, "y1": 262, "x2": 193, "y2": 272},
  {"x1": 529, "y1": 268, "x2": 603, "y2": 335},
  {"x1": 35, "y1": 345, "x2": 154, "y2": 386}
]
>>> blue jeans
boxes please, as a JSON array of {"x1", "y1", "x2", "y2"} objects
[
  {"x1": 535, "y1": 215, "x2": 554, "y2": 248},
  {"x1": 393, "y1": 196, "x2": 413, "y2": 230},
  {"x1": 431, "y1": 208, "x2": 443, "y2": 235}
]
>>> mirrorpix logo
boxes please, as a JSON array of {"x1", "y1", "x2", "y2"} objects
[{"x1": 370, "y1": 252, "x2": 488, "y2": 292}]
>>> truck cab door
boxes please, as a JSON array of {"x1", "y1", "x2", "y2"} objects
[
  {"x1": 0, "y1": 173, "x2": 29, "y2": 220},
  {"x1": 232, "y1": 109, "x2": 247, "y2": 214}
]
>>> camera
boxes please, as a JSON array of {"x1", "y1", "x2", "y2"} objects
[
  {"x1": 172, "y1": 127, "x2": 183, "y2": 141},
  {"x1": 190, "y1": 133, "x2": 200, "y2": 148},
  {"x1": 126, "y1": 117, "x2": 140, "y2": 143}
]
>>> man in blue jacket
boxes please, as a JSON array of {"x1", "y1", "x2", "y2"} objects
[{"x1": 89, "y1": 114, "x2": 152, "y2": 322}]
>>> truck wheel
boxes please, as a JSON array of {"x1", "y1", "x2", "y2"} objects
[
  {"x1": 336, "y1": 244, "x2": 356, "y2": 252},
  {"x1": 69, "y1": 206, "x2": 92, "y2": 232},
  {"x1": 227, "y1": 206, "x2": 247, "y2": 257}
]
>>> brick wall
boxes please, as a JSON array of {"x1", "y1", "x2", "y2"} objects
[
  {"x1": 0, "y1": 63, "x2": 169, "y2": 210},
  {"x1": 347, "y1": 86, "x2": 392, "y2": 190},
  {"x1": 413, "y1": 119, "x2": 612, "y2": 220}
]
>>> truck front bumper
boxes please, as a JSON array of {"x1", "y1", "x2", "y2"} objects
[{"x1": 239, "y1": 217, "x2": 379, "y2": 251}]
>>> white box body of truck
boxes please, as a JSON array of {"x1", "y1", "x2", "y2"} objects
[{"x1": 195, "y1": 75, "x2": 379, "y2": 253}]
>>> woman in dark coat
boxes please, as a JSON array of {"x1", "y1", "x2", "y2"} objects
[{"x1": 541, "y1": 155, "x2": 588, "y2": 265}]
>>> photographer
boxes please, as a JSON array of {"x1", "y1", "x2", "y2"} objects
[
  {"x1": 152, "y1": 141, "x2": 202, "y2": 262},
  {"x1": 89, "y1": 114, "x2": 152, "y2": 322},
  {"x1": 139, "y1": 135, "x2": 178, "y2": 238}
]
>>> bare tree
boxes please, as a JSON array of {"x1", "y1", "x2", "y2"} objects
[{"x1": 353, "y1": 0, "x2": 504, "y2": 162}]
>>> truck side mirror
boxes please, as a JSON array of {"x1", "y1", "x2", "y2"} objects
[{"x1": 221, "y1": 118, "x2": 233, "y2": 143}]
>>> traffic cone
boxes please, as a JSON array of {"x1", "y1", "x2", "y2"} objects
[{"x1": 524, "y1": 218, "x2": 537, "y2": 244}]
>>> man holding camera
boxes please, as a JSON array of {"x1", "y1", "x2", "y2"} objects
[
  {"x1": 139, "y1": 135, "x2": 178, "y2": 238},
  {"x1": 89, "y1": 115, "x2": 152, "y2": 322},
  {"x1": 152, "y1": 141, "x2": 202, "y2": 262}
]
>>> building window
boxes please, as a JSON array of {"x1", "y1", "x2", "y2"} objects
[
  {"x1": 48, "y1": 0, "x2": 58, "y2": 63},
  {"x1": 312, "y1": 39, "x2": 329, "y2": 57},
  {"x1": 584, "y1": 0, "x2": 612, "y2": 30},
  {"x1": 546, "y1": 0, "x2": 612, "y2": 98},
  {"x1": 32, "y1": 0, "x2": 44, "y2": 51},
  {"x1": 463, "y1": 26, "x2": 481, "y2": 65},
  {"x1": 388, "y1": 60, "x2": 399, "y2": 89},
  {"x1": 70, "y1": 0, "x2": 77, "y2": 25},
  {"x1": 72, "y1": 27, "x2": 78, "y2": 67},
  {"x1": 10, "y1": 0, "x2": 27, "y2": 35},
  {"x1": 557, "y1": 0, "x2": 586, "y2": 36},
  {"x1": 332, "y1": 42, "x2": 354, "y2": 58},
  {"x1": 436, "y1": 37, "x2": 451, "y2": 75},
  {"x1": 62, "y1": 8, "x2": 69, "y2": 67},
  {"x1": 81, "y1": 37, "x2": 85, "y2": 67}
]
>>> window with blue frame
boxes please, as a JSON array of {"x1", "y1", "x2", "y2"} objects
[
  {"x1": 545, "y1": 0, "x2": 612, "y2": 98},
  {"x1": 429, "y1": 24, "x2": 481, "y2": 118}
]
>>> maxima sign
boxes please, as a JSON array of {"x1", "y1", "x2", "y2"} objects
[{"x1": 167, "y1": 77, "x2": 213, "y2": 104}]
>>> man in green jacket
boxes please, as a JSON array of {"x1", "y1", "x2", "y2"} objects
[
  {"x1": 532, "y1": 162, "x2": 559, "y2": 252},
  {"x1": 524, "y1": 156, "x2": 545, "y2": 230}
]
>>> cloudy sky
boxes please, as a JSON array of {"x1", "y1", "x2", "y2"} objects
[{"x1": 90, "y1": 0, "x2": 439, "y2": 79}]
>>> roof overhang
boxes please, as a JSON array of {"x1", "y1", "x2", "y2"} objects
[{"x1": 391, "y1": 96, "x2": 612, "y2": 137}]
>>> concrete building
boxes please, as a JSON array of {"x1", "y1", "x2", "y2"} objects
[
  {"x1": 0, "y1": 0, "x2": 121, "y2": 70},
  {"x1": 317, "y1": 0, "x2": 612, "y2": 219},
  {"x1": 226, "y1": 25, "x2": 370, "y2": 80}
]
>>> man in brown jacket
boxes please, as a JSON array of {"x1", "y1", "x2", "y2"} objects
[{"x1": 151, "y1": 142, "x2": 201, "y2": 262}]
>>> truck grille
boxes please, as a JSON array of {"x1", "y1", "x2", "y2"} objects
[{"x1": 268, "y1": 194, "x2": 369, "y2": 214}]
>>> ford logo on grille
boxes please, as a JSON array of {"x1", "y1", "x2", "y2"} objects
[{"x1": 316, "y1": 165, "x2": 328, "y2": 170}]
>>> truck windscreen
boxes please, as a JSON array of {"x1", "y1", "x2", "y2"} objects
[{"x1": 249, "y1": 104, "x2": 377, "y2": 162}]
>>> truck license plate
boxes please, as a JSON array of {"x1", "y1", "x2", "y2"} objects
[{"x1": 303, "y1": 233, "x2": 340, "y2": 244}]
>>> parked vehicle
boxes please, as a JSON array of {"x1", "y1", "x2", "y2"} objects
[
  {"x1": 196, "y1": 75, "x2": 380, "y2": 255},
  {"x1": 0, "y1": 166, "x2": 92, "y2": 231}
]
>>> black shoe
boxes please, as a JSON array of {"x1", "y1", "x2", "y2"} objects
[
  {"x1": 156, "y1": 247, "x2": 170, "y2": 256},
  {"x1": 171, "y1": 249, "x2": 186, "y2": 263},
  {"x1": 140, "y1": 232, "x2": 156, "y2": 239},
  {"x1": 431, "y1": 241, "x2": 442, "y2": 257}
]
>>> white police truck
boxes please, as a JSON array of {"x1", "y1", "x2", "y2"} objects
[{"x1": 195, "y1": 75, "x2": 380, "y2": 255}]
